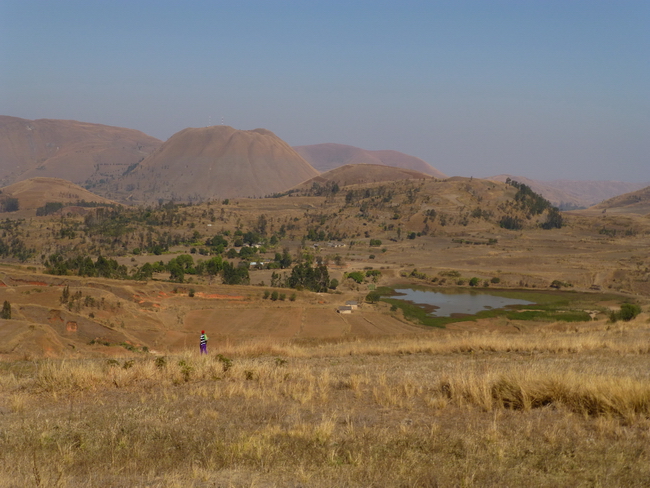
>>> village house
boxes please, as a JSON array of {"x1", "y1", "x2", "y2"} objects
[{"x1": 345, "y1": 300, "x2": 359, "y2": 310}]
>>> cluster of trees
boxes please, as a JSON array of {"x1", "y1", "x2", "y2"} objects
[
  {"x1": 304, "y1": 181, "x2": 340, "y2": 197},
  {"x1": 143, "y1": 255, "x2": 250, "y2": 285},
  {"x1": 506, "y1": 178, "x2": 553, "y2": 215},
  {"x1": 0, "y1": 197, "x2": 19, "y2": 213},
  {"x1": 36, "y1": 202, "x2": 65, "y2": 216},
  {"x1": 45, "y1": 254, "x2": 129, "y2": 279},
  {"x1": 610, "y1": 303, "x2": 642, "y2": 322},
  {"x1": 345, "y1": 269, "x2": 382, "y2": 284},
  {"x1": 221, "y1": 261, "x2": 250, "y2": 285},
  {"x1": 36, "y1": 200, "x2": 113, "y2": 217},
  {"x1": 503, "y1": 178, "x2": 563, "y2": 230},
  {"x1": 498, "y1": 215, "x2": 524, "y2": 230},
  {"x1": 0, "y1": 218, "x2": 34, "y2": 262},
  {"x1": 286, "y1": 262, "x2": 331, "y2": 292},
  {"x1": 0, "y1": 236, "x2": 34, "y2": 262},
  {"x1": 43, "y1": 253, "x2": 251, "y2": 285},
  {"x1": 262, "y1": 290, "x2": 297, "y2": 301}
]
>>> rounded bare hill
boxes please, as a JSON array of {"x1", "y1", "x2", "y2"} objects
[
  {"x1": 591, "y1": 185, "x2": 650, "y2": 215},
  {"x1": 294, "y1": 164, "x2": 432, "y2": 190},
  {"x1": 293, "y1": 143, "x2": 447, "y2": 179},
  {"x1": 116, "y1": 126, "x2": 319, "y2": 203},
  {"x1": 0, "y1": 116, "x2": 161, "y2": 186},
  {"x1": 1, "y1": 177, "x2": 117, "y2": 212}
]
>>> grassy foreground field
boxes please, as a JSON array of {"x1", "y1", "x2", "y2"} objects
[{"x1": 1, "y1": 314, "x2": 650, "y2": 487}]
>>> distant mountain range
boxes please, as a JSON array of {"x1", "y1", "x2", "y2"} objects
[
  {"x1": 0, "y1": 116, "x2": 161, "y2": 187},
  {"x1": 0, "y1": 116, "x2": 645, "y2": 206},
  {"x1": 294, "y1": 143, "x2": 447, "y2": 179},
  {"x1": 487, "y1": 174, "x2": 648, "y2": 209}
]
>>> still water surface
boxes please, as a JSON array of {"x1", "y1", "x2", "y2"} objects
[{"x1": 393, "y1": 288, "x2": 534, "y2": 317}]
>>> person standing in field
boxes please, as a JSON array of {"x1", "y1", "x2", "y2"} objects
[{"x1": 200, "y1": 330, "x2": 208, "y2": 354}]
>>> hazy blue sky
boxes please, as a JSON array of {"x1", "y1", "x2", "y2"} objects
[{"x1": 1, "y1": 1, "x2": 648, "y2": 181}]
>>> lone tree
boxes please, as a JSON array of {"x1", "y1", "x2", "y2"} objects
[{"x1": 1, "y1": 300, "x2": 11, "y2": 319}]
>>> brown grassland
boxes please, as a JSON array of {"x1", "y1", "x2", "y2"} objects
[
  {"x1": 1, "y1": 317, "x2": 650, "y2": 487},
  {"x1": 0, "y1": 176, "x2": 649, "y2": 486}
]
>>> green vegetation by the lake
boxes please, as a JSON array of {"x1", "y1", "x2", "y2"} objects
[{"x1": 375, "y1": 286, "x2": 625, "y2": 328}]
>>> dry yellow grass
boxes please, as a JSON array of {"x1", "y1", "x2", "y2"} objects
[{"x1": 1, "y1": 316, "x2": 650, "y2": 487}]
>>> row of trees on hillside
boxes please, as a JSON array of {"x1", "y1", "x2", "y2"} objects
[
  {"x1": 42, "y1": 251, "x2": 338, "y2": 292},
  {"x1": 500, "y1": 178, "x2": 564, "y2": 230}
]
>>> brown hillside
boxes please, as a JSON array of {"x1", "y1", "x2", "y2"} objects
[
  {"x1": 295, "y1": 164, "x2": 432, "y2": 190},
  {"x1": 294, "y1": 143, "x2": 447, "y2": 179},
  {"x1": 112, "y1": 126, "x2": 319, "y2": 203},
  {"x1": 488, "y1": 174, "x2": 646, "y2": 208},
  {"x1": 0, "y1": 116, "x2": 161, "y2": 186},
  {"x1": 1, "y1": 177, "x2": 117, "y2": 212},
  {"x1": 591, "y1": 185, "x2": 650, "y2": 214}
]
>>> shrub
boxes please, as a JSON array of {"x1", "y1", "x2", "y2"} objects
[
  {"x1": 439, "y1": 270, "x2": 460, "y2": 278},
  {"x1": 469, "y1": 277, "x2": 480, "y2": 287},
  {"x1": 347, "y1": 271, "x2": 364, "y2": 284},
  {"x1": 216, "y1": 354, "x2": 232, "y2": 372},
  {"x1": 550, "y1": 280, "x2": 572, "y2": 289},
  {"x1": 619, "y1": 303, "x2": 641, "y2": 321},
  {"x1": 1, "y1": 300, "x2": 11, "y2": 319},
  {"x1": 177, "y1": 360, "x2": 193, "y2": 382}
]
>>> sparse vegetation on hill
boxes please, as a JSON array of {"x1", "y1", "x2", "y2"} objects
[
  {"x1": 489, "y1": 174, "x2": 647, "y2": 208},
  {"x1": 0, "y1": 118, "x2": 649, "y2": 486},
  {"x1": 0, "y1": 166, "x2": 647, "y2": 487},
  {"x1": 593, "y1": 184, "x2": 650, "y2": 214},
  {"x1": 500, "y1": 178, "x2": 564, "y2": 229}
]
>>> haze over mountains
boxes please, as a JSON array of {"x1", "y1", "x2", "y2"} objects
[
  {"x1": 294, "y1": 143, "x2": 448, "y2": 179},
  {"x1": 0, "y1": 116, "x2": 161, "y2": 187},
  {"x1": 111, "y1": 126, "x2": 318, "y2": 203},
  {"x1": 0, "y1": 115, "x2": 646, "y2": 208},
  {"x1": 592, "y1": 185, "x2": 650, "y2": 215},
  {"x1": 487, "y1": 174, "x2": 648, "y2": 210}
]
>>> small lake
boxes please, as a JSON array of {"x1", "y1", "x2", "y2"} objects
[{"x1": 392, "y1": 288, "x2": 535, "y2": 317}]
